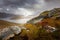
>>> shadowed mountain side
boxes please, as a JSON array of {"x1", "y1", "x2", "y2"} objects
[
  {"x1": 0, "y1": 12, "x2": 15, "y2": 18},
  {"x1": 0, "y1": 12, "x2": 25, "y2": 20}
]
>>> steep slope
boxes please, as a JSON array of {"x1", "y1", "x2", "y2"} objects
[{"x1": 0, "y1": 20, "x2": 22, "y2": 40}]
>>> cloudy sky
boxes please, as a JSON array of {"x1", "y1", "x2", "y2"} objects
[
  {"x1": 0, "y1": 0, "x2": 47, "y2": 15},
  {"x1": 0, "y1": 0, "x2": 60, "y2": 15},
  {"x1": 0, "y1": 0, "x2": 60, "y2": 23}
]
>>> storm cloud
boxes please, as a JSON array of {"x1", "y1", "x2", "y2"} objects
[
  {"x1": 0, "y1": 0, "x2": 60, "y2": 23},
  {"x1": 0, "y1": 0, "x2": 43, "y2": 23},
  {"x1": 0, "y1": 0, "x2": 43, "y2": 15}
]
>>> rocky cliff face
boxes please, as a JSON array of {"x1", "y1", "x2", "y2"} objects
[{"x1": 0, "y1": 20, "x2": 22, "y2": 40}]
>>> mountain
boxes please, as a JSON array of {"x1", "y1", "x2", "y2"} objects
[
  {"x1": 0, "y1": 8, "x2": 60, "y2": 40},
  {"x1": 27, "y1": 8, "x2": 60, "y2": 24}
]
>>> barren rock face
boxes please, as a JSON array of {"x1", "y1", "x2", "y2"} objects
[
  {"x1": 0, "y1": 20, "x2": 22, "y2": 40},
  {"x1": 10, "y1": 26, "x2": 22, "y2": 34},
  {"x1": 0, "y1": 27, "x2": 14, "y2": 40},
  {"x1": 0, "y1": 26, "x2": 22, "y2": 40}
]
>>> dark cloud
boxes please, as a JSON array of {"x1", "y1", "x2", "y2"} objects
[
  {"x1": 0, "y1": 0, "x2": 60, "y2": 23},
  {"x1": 0, "y1": 0, "x2": 37, "y2": 8},
  {"x1": 0, "y1": 0, "x2": 39, "y2": 15},
  {"x1": 0, "y1": 0, "x2": 60, "y2": 18}
]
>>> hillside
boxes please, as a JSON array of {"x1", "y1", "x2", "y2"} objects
[
  {"x1": 0, "y1": 8, "x2": 60, "y2": 40},
  {"x1": 0, "y1": 20, "x2": 22, "y2": 29}
]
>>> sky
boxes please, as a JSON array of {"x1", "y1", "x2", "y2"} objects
[
  {"x1": 0, "y1": 0, "x2": 44, "y2": 15},
  {"x1": 0, "y1": 0, "x2": 60, "y2": 15},
  {"x1": 0, "y1": 0, "x2": 60, "y2": 23}
]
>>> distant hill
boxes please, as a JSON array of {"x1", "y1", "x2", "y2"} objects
[
  {"x1": 0, "y1": 12, "x2": 25, "y2": 20},
  {"x1": 0, "y1": 20, "x2": 21, "y2": 29},
  {"x1": 0, "y1": 12, "x2": 16, "y2": 18}
]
